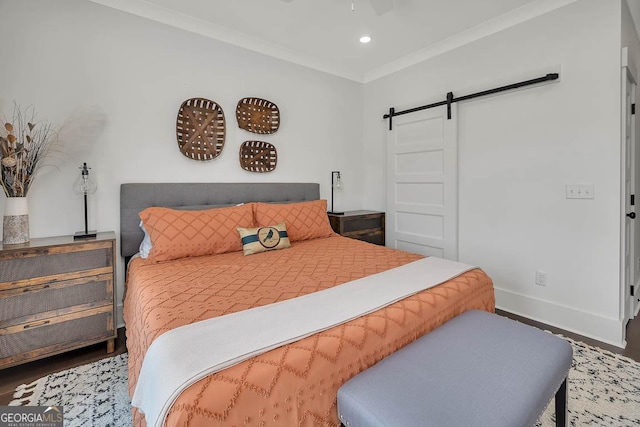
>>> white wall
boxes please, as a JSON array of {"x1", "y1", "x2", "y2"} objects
[
  {"x1": 363, "y1": 0, "x2": 627, "y2": 346},
  {"x1": 0, "y1": 0, "x2": 365, "y2": 324}
]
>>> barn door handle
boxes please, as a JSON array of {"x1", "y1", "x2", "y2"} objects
[{"x1": 627, "y1": 212, "x2": 636, "y2": 219}]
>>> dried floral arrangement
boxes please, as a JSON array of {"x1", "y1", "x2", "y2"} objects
[
  {"x1": 0, "y1": 104, "x2": 55, "y2": 197},
  {"x1": 0, "y1": 103, "x2": 105, "y2": 198}
]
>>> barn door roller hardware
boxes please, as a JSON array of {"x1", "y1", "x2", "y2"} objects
[{"x1": 383, "y1": 73, "x2": 559, "y2": 130}]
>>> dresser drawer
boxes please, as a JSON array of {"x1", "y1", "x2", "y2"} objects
[
  {"x1": 0, "y1": 309, "x2": 114, "y2": 367},
  {"x1": 0, "y1": 244, "x2": 113, "y2": 284},
  {"x1": 0, "y1": 232, "x2": 116, "y2": 368},
  {"x1": 0, "y1": 274, "x2": 113, "y2": 323}
]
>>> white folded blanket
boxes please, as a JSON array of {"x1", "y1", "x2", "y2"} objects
[{"x1": 132, "y1": 256, "x2": 476, "y2": 427}]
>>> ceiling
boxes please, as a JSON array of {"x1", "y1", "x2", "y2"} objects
[{"x1": 90, "y1": 0, "x2": 638, "y2": 83}]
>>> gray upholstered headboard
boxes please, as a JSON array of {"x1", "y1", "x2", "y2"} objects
[{"x1": 120, "y1": 182, "x2": 320, "y2": 259}]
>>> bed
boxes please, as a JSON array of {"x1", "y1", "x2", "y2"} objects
[{"x1": 121, "y1": 182, "x2": 495, "y2": 427}]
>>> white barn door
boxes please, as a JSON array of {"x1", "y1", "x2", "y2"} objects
[{"x1": 386, "y1": 104, "x2": 458, "y2": 260}]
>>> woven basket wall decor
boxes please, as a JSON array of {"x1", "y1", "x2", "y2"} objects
[
  {"x1": 236, "y1": 97, "x2": 280, "y2": 134},
  {"x1": 239, "y1": 141, "x2": 277, "y2": 173},
  {"x1": 176, "y1": 98, "x2": 226, "y2": 161}
]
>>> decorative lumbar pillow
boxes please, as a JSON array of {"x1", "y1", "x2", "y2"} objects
[
  {"x1": 254, "y1": 199, "x2": 335, "y2": 242},
  {"x1": 139, "y1": 203, "x2": 254, "y2": 262},
  {"x1": 237, "y1": 222, "x2": 291, "y2": 256}
]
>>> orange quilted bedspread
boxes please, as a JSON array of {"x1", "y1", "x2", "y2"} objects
[{"x1": 124, "y1": 235, "x2": 494, "y2": 426}]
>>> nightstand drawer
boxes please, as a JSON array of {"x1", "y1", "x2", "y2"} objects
[
  {"x1": 329, "y1": 211, "x2": 386, "y2": 246},
  {"x1": 0, "y1": 244, "x2": 113, "y2": 285},
  {"x1": 0, "y1": 274, "x2": 113, "y2": 322},
  {"x1": 355, "y1": 232, "x2": 385, "y2": 246},
  {"x1": 341, "y1": 216, "x2": 384, "y2": 233},
  {"x1": 0, "y1": 309, "x2": 114, "y2": 366}
]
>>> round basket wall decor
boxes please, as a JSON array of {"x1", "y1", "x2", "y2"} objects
[
  {"x1": 176, "y1": 97, "x2": 226, "y2": 161},
  {"x1": 239, "y1": 141, "x2": 277, "y2": 173},
  {"x1": 236, "y1": 97, "x2": 280, "y2": 134}
]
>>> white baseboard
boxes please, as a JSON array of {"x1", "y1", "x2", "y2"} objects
[{"x1": 495, "y1": 287, "x2": 626, "y2": 348}]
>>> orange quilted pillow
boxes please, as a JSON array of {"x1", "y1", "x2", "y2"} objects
[
  {"x1": 254, "y1": 200, "x2": 335, "y2": 242},
  {"x1": 139, "y1": 203, "x2": 254, "y2": 262}
]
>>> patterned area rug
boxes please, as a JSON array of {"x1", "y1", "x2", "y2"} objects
[
  {"x1": 536, "y1": 337, "x2": 640, "y2": 426},
  {"x1": 9, "y1": 353, "x2": 130, "y2": 427},
  {"x1": 8, "y1": 337, "x2": 640, "y2": 426}
]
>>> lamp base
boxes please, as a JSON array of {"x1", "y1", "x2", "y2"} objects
[
  {"x1": 327, "y1": 211, "x2": 344, "y2": 215},
  {"x1": 74, "y1": 230, "x2": 97, "y2": 240}
]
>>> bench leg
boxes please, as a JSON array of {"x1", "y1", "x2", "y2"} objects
[{"x1": 555, "y1": 377, "x2": 567, "y2": 427}]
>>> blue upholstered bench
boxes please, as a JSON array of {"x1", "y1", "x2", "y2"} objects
[{"x1": 337, "y1": 310, "x2": 573, "y2": 427}]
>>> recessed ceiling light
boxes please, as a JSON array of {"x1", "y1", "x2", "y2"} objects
[{"x1": 360, "y1": 36, "x2": 372, "y2": 44}]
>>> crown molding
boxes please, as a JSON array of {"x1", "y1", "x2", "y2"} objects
[
  {"x1": 364, "y1": 0, "x2": 578, "y2": 83},
  {"x1": 87, "y1": 0, "x2": 364, "y2": 82},
  {"x1": 89, "y1": 0, "x2": 577, "y2": 85}
]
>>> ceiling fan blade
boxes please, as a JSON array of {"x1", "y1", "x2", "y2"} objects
[{"x1": 369, "y1": 0, "x2": 393, "y2": 15}]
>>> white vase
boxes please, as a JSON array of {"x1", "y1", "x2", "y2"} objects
[{"x1": 3, "y1": 197, "x2": 29, "y2": 244}]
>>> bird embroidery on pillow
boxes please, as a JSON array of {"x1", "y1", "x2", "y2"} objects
[{"x1": 258, "y1": 226, "x2": 280, "y2": 248}]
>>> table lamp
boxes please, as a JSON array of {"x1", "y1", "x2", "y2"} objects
[{"x1": 72, "y1": 162, "x2": 97, "y2": 239}]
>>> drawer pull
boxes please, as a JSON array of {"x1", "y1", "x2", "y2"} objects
[
  {"x1": 22, "y1": 284, "x2": 50, "y2": 293},
  {"x1": 23, "y1": 320, "x2": 51, "y2": 329}
]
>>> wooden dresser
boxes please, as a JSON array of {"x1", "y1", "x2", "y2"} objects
[
  {"x1": 328, "y1": 210, "x2": 385, "y2": 246},
  {"x1": 0, "y1": 232, "x2": 116, "y2": 369}
]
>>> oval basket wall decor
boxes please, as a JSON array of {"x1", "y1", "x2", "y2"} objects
[
  {"x1": 239, "y1": 141, "x2": 278, "y2": 173},
  {"x1": 176, "y1": 97, "x2": 226, "y2": 161},
  {"x1": 236, "y1": 97, "x2": 280, "y2": 134}
]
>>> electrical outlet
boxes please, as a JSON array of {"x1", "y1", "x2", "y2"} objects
[{"x1": 535, "y1": 270, "x2": 547, "y2": 286}]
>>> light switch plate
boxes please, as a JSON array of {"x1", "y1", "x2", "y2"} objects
[{"x1": 566, "y1": 184, "x2": 594, "y2": 199}]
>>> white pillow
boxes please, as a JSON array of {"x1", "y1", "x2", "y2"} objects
[{"x1": 139, "y1": 220, "x2": 152, "y2": 259}]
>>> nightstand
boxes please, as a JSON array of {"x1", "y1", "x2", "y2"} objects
[
  {"x1": 0, "y1": 232, "x2": 117, "y2": 369},
  {"x1": 328, "y1": 210, "x2": 385, "y2": 246}
]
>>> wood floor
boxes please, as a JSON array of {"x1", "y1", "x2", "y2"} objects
[
  {"x1": 0, "y1": 328, "x2": 127, "y2": 405},
  {"x1": 495, "y1": 309, "x2": 640, "y2": 363},
  {"x1": 0, "y1": 311, "x2": 639, "y2": 406}
]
